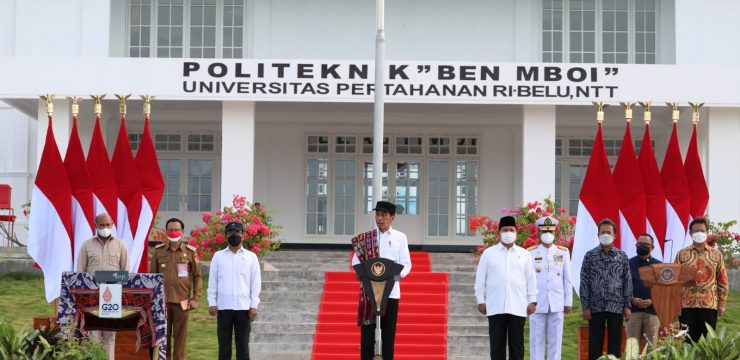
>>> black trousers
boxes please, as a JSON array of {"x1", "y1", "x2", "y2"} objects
[
  {"x1": 679, "y1": 307, "x2": 718, "y2": 343},
  {"x1": 588, "y1": 312, "x2": 623, "y2": 360},
  {"x1": 361, "y1": 298, "x2": 399, "y2": 360},
  {"x1": 217, "y1": 310, "x2": 251, "y2": 360},
  {"x1": 488, "y1": 314, "x2": 525, "y2": 360}
]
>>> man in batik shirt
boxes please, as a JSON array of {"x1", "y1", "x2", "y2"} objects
[{"x1": 676, "y1": 217, "x2": 730, "y2": 342}]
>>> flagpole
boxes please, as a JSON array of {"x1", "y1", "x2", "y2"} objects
[{"x1": 372, "y1": 0, "x2": 385, "y2": 229}]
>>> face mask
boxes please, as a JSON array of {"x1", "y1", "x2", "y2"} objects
[
  {"x1": 167, "y1": 230, "x2": 182, "y2": 242},
  {"x1": 500, "y1": 232, "x2": 517, "y2": 244},
  {"x1": 540, "y1": 233, "x2": 555, "y2": 245},
  {"x1": 227, "y1": 234, "x2": 242, "y2": 247},
  {"x1": 692, "y1": 232, "x2": 707, "y2": 244},
  {"x1": 598, "y1": 234, "x2": 614, "y2": 246},
  {"x1": 97, "y1": 228, "x2": 111, "y2": 238},
  {"x1": 636, "y1": 243, "x2": 651, "y2": 256}
]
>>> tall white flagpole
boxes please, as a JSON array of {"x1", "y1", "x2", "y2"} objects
[{"x1": 372, "y1": 0, "x2": 385, "y2": 229}]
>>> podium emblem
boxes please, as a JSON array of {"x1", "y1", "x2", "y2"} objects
[
  {"x1": 103, "y1": 287, "x2": 112, "y2": 303},
  {"x1": 659, "y1": 267, "x2": 676, "y2": 283},
  {"x1": 371, "y1": 262, "x2": 386, "y2": 277}
]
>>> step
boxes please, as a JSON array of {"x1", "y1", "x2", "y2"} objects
[
  {"x1": 262, "y1": 291, "x2": 322, "y2": 302},
  {"x1": 262, "y1": 281, "x2": 323, "y2": 292},
  {"x1": 314, "y1": 332, "x2": 446, "y2": 344},
  {"x1": 313, "y1": 342, "x2": 445, "y2": 355},
  {"x1": 318, "y1": 301, "x2": 446, "y2": 314},
  {"x1": 313, "y1": 354, "x2": 446, "y2": 360},
  {"x1": 448, "y1": 343, "x2": 490, "y2": 356},
  {"x1": 315, "y1": 322, "x2": 446, "y2": 333},
  {"x1": 317, "y1": 312, "x2": 446, "y2": 325},
  {"x1": 321, "y1": 291, "x2": 447, "y2": 304},
  {"x1": 324, "y1": 271, "x2": 448, "y2": 283},
  {"x1": 323, "y1": 281, "x2": 448, "y2": 293},
  {"x1": 252, "y1": 322, "x2": 317, "y2": 334}
]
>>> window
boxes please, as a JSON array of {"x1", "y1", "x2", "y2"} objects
[
  {"x1": 187, "y1": 159, "x2": 213, "y2": 211},
  {"x1": 334, "y1": 159, "x2": 356, "y2": 235},
  {"x1": 542, "y1": 0, "x2": 658, "y2": 64},
  {"x1": 307, "y1": 135, "x2": 329, "y2": 153},
  {"x1": 395, "y1": 137, "x2": 423, "y2": 154},
  {"x1": 428, "y1": 137, "x2": 451, "y2": 155},
  {"x1": 306, "y1": 159, "x2": 329, "y2": 235},
  {"x1": 155, "y1": 133, "x2": 182, "y2": 151},
  {"x1": 188, "y1": 134, "x2": 215, "y2": 151},
  {"x1": 455, "y1": 160, "x2": 478, "y2": 236},
  {"x1": 394, "y1": 161, "x2": 420, "y2": 215},
  {"x1": 158, "y1": 159, "x2": 181, "y2": 211},
  {"x1": 127, "y1": 0, "x2": 246, "y2": 58},
  {"x1": 428, "y1": 161, "x2": 450, "y2": 236},
  {"x1": 335, "y1": 136, "x2": 357, "y2": 154},
  {"x1": 362, "y1": 136, "x2": 389, "y2": 154},
  {"x1": 128, "y1": 133, "x2": 143, "y2": 152},
  {"x1": 456, "y1": 137, "x2": 478, "y2": 155},
  {"x1": 363, "y1": 162, "x2": 389, "y2": 214}
]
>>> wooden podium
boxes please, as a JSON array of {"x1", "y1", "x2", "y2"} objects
[{"x1": 638, "y1": 263, "x2": 696, "y2": 334}]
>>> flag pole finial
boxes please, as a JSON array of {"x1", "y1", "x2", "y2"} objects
[
  {"x1": 140, "y1": 95, "x2": 155, "y2": 117},
  {"x1": 688, "y1": 102, "x2": 704, "y2": 125},
  {"x1": 639, "y1": 101, "x2": 652, "y2": 124},
  {"x1": 115, "y1": 94, "x2": 132, "y2": 117},
  {"x1": 666, "y1": 102, "x2": 680, "y2": 123},
  {"x1": 66, "y1": 96, "x2": 83, "y2": 117},
  {"x1": 90, "y1": 94, "x2": 106, "y2": 116},
  {"x1": 39, "y1": 94, "x2": 55, "y2": 117},
  {"x1": 619, "y1": 102, "x2": 635, "y2": 123},
  {"x1": 592, "y1": 101, "x2": 609, "y2": 123}
]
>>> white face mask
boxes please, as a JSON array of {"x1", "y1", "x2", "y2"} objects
[
  {"x1": 500, "y1": 232, "x2": 517, "y2": 244},
  {"x1": 168, "y1": 236, "x2": 181, "y2": 242},
  {"x1": 598, "y1": 234, "x2": 614, "y2": 246},
  {"x1": 692, "y1": 232, "x2": 707, "y2": 244},
  {"x1": 540, "y1": 233, "x2": 555, "y2": 245},
  {"x1": 97, "y1": 227, "x2": 112, "y2": 238}
]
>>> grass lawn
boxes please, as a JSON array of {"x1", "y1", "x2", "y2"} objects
[{"x1": 1, "y1": 272, "x2": 738, "y2": 359}]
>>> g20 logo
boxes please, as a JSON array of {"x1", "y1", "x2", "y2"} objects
[{"x1": 102, "y1": 304, "x2": 120, "y2": 311}]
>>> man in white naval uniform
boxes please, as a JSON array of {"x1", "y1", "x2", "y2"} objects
[{"x1": 528, "y1": 216, "x2": 573, "y2": 360}]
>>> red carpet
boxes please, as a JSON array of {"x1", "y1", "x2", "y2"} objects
[{"x1": 312, "y1": 252, "x2": 448, "y2": 360}]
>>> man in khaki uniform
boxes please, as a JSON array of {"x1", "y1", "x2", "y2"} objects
[
  {"x1": 150, "y1": 218, "x2": 202, "y2": 360},
  {"x1": 77, "y1": 213, "x2": 129, "y2": 360}
]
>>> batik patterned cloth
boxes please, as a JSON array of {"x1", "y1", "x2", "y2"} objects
[
  {"x1": 675, "y1": 244, "x2": 729, "y2": 310},
  {"x1": 57, "y1": 272, "x2": 167, "y2": 360},
  {"x1": 352, "y1": 230, "x2": 379, "y2": 326},
  {"x1": 579, "y1": 246, "x2": 633, "y2": 314}
]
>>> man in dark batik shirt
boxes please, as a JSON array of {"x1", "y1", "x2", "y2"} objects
[{"x1": 580, "y1": 218, "x2": 633, "y2": 360}]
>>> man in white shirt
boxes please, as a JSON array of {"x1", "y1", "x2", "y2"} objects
[
  {"x1": 208, "y1": 221, "x2": 262, "y2": 360},
  {"x1": 475, "y1": 215, "x2": 537, "y2": 360},
  {"x1": 351, "y1": 201, "x2": 412, "y2": 360}
]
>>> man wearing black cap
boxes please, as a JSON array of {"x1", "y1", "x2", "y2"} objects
[
  {"x1": 474, "y1": 216, "x2": 538, "y2": 360},
  {"x1": 207, "y1": 221, "x2": 262, "y2": 360},
  {"x1": 351, "y1": 201, "x2": 412, "y2": 360}
]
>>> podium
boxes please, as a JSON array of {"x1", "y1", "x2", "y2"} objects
[
  {"x1": 353, "y1": 258, "x2": 404, "y2": 360},
  {"x1": 638, "y1": 264, "x2": 696, "y2": 334},
  {"x1": 56, "y1": 272, "x2": 167, "y2": 359}
]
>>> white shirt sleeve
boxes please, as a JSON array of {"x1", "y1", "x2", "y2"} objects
[
  {"x1": 525, "y1": 250, "x2": 538, "y2": 304},
  {"x1": 351, "y1": 252, "x2": 359, "y2": 266},
  {"x1": 207, "y1": 251, "x2": 219, "y2": 307},
  {"x1": 563, "y1": 249, "x2": 574, "y2": 307},
  {"x1": 474, "y1": 251, "x2": 488, "y2": 305},
  {"x1": 398, "y1": 234, "x2": 412, "y2": 278},
  {"x1": 250, "y1": 252, "x2": 261, "y2": 309}
]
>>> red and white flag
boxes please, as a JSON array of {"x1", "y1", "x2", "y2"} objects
[
  {"x1": 637, "y1": 123, "x2": 666, "y2": 260},
  {"x1": 111, "y1": 117, "x2": 143, "y2": 272},
  {"x1": 683, "y1": 124, "x2": 709, "y2": 245},
  {"x1": 572, "y1": 123, "x2": 620, "y2": 296},
  {"x1": 134, "y1": 117, "x2": 164, "y2": 273},
  {"x1": 86, "y1": 116, "x2": 119, "y2": 236},
  {"x1": 27, "y1": 117, "x2": 73, "y2": 302},
  {"x1": 63, "y1": 116, "x2": 95, "y2": 269},
  {"x1": 661, "y1": 123, "x2": 691, "y2": 261},
  {"x1": 613, "y1": 122, "x2": 646, "y2": 258}
]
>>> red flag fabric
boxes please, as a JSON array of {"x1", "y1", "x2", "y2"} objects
[
  {"x1": 27, "y1": 117, "x2": 73, "y2": 302},
  {"x1": 571, "y1": 123, "x2": 620, "y2": 296},
  {"x1": 613, "y1": 123, "x2": 646, "y2": 258},
  {"x1": 111, "y1": 117, "x2": 143, "y2": 272},
  {"x1": 86, "y1": 116, "x2": 119, "y2": 235},
  {"x1": 637, "y1": 124, "x2": 666, "y2": 260},
  {"x1": 684, "y1": 125, "x2": 709, "y2": 219},
  {"x1": 63, "y1": 116, "x2": 95, "y2": 269},
  {"x1": 134, "y1": 117, "x2": 165, "y2": 273},
  {"x1": 660, "y1": 123, "x2": 691, "y2": 261}
]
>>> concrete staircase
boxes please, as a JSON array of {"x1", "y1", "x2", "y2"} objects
[
  {"x1": 431, "y1": 253, "x2": 490, "y2": 360},
  {"x1": 249, "y1": 250, "x2": 350, "y2": 360}
]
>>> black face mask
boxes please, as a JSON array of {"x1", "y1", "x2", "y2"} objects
[
  {"x1": 636, "y1": 244, "x2": 651, "y2": 256},
  {"x1": 227, "y1": 234, "x2": 242, "y2": 247}
]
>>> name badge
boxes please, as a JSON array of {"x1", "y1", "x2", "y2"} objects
[{"x1": 177, "y1": 263, "x2": 188, "y2": 278}]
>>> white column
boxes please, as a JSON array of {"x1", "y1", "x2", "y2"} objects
[
  {"x1": 221, "y1": 101, "x2": 255, "y2": 206},
  {"x1": 706, "y1": 107, "x2": 740, "y2": 232},
  {"x1": 521, "y1": 105, "x2": 556, "y2": 203},
  {"x1": 36, "y1": 98, "x2": 71, "y2": 166}
]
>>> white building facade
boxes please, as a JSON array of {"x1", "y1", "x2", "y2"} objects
[{"x1": 1, "y1": 0, "x2": 739, "y2": 247}]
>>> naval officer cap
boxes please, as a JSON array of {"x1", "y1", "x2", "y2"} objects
[
  {"x1": 372, "y1": 201, "x2": 397, "y2": 215},
  {"x1": 536, "y1": 216, "x2": 559, "y2": 231}
]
